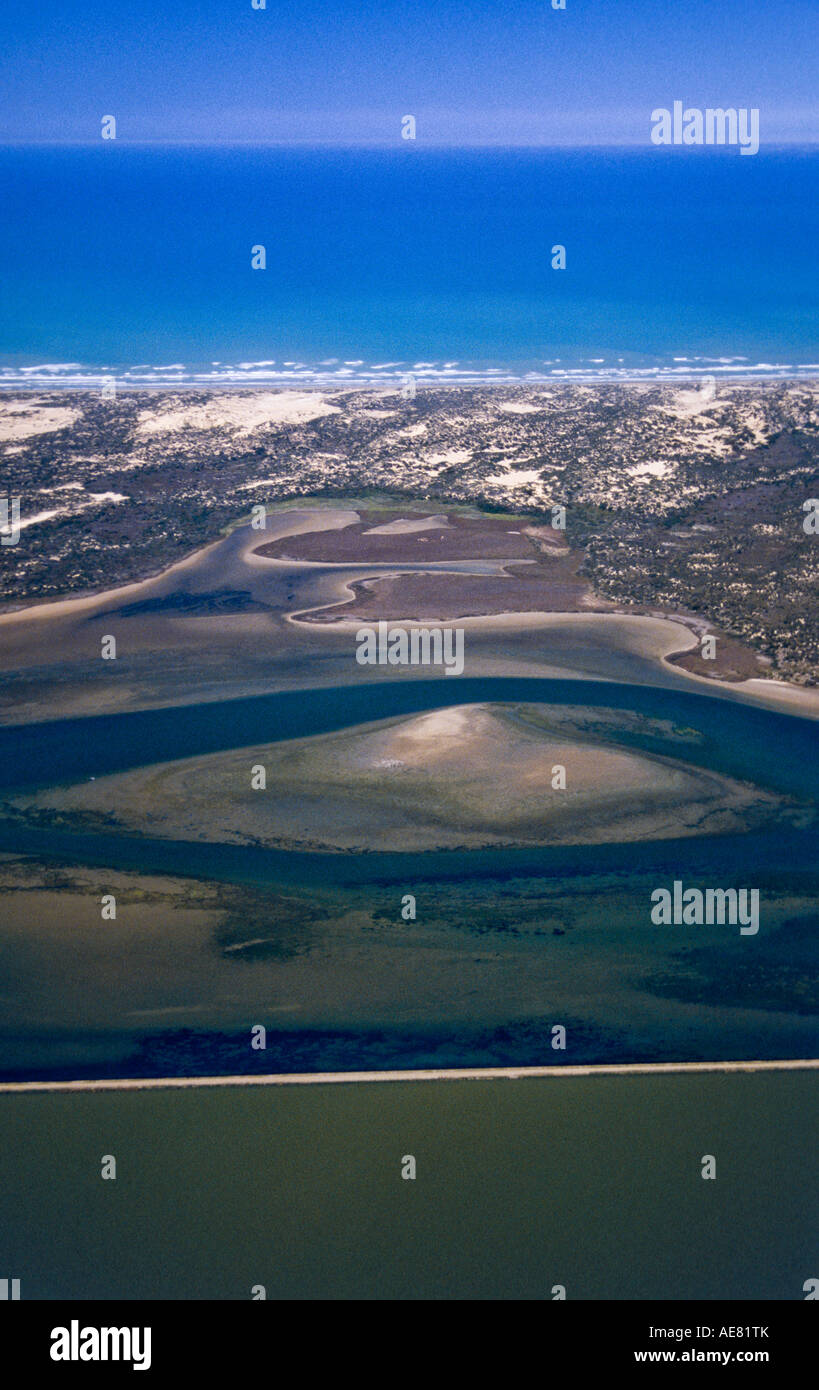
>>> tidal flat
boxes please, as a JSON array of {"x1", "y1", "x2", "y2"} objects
[
  {"x1": 0, "y1": 502, "x2": 814, "y2": 726},
  {"x1": 0, "y1": 503, "x2": 816, "y2": 1081},
  {"x1": 6, "y1": 702, "x2": 795, "y2": 853}
]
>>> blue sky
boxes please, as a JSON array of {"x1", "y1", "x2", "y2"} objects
[{"x1": 1, "y1": 0, "x2": 816, "y2": 145}]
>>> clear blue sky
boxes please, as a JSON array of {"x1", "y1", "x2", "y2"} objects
[{"x1": 1, "y1": 0, "x2": 816, "y2": 145}]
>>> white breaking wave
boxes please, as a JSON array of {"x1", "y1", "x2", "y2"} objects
[{"x1": 1, "y1": 357, "x2": 818, "y2": 390}]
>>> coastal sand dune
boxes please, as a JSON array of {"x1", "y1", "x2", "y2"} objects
[
  {"x1": 0, "y1": 398, "x2": 81, "y2": 440},
  {"x1": 136, "y1": 391, "x2": 340, "y2": 436}
]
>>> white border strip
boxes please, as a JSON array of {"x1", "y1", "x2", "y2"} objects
[{"x1": 1, "y1": 1058, "x2": 817, "y2": 1095}]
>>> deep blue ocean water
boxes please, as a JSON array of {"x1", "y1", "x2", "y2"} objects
[{"x1": 1, "y1": 146, "x2": 817, "y2": 387}]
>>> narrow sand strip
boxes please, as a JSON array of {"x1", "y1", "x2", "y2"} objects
[{"x1": 1, "y1": 1058, "x2": 816, "y2": 1095}]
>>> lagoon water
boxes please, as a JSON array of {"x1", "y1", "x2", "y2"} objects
[{"x1": 0, "y1": 1071, "x2": 815, "y2": 1299}]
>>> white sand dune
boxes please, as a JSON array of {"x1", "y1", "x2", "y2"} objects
[
  {"x1": 136, "y1": 391, "x2": 340, "y2": 436},
  {"x1": 0, "y1": 400, "x2": 80, "y2": 441}
]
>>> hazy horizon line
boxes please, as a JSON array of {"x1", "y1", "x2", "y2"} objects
[{"x1": 2, "y1": 137, "x2": 819, "y2": 151}]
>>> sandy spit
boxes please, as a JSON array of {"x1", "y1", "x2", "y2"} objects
[{"x1": 1, "y1": 1058, "x2": 817, "y2": 1095}]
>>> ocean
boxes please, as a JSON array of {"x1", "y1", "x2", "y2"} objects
[{"x1": 1, "y1": 145, "x2": 818, "y2": 388}]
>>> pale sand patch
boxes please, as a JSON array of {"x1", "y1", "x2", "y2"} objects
[
  {"x1": 497, "y1": 402, "x2": 541, "y2": 414},
  {"x1": 399, "y1": 706, "x2": 473, "y2": 743},
  {"x1": 426, "y1": 449, "x2": 473, "y2": 465},
  {"x1": 659, "y1": 391, "x2": 774, "y2": 452},
  {"x1": 0, "y1": 401, "x2": 80, "y2": 441},
  {"x1": 626, "y1": 462, "x2": 673, "y2": 479},
  {"x1": 15, "y1": 509, "x2": 66, "y2": 530},
  {"x1": 484, "y1": 468, "x2": 544, "y2": 488},
  {"x1": 660, "y1": 387, "x2": 719, "y2": 419},
  {"x1": 9, "y1": 494, "x2": 128, "y2": 536},
  {"x1": 689, "y1": 429, "x2": 733, "y2": 458},
  {"x1": 363, "y1": 515, "x2": 450, "y2": 536},
  {"x1": 740, "y1": 413, "x2": 771, "y2": 447},
  {"x1": 136, "y1": 391, "x2": 340, "y2": 436}
]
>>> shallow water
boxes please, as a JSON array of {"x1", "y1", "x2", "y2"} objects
[{"x1": 0, "y1": 676, "x2": 816, "y2": 1079}]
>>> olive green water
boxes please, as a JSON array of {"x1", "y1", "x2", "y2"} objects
[{"x1": 1, "y1": 1071, "x2": 815, "y2": 1300}]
